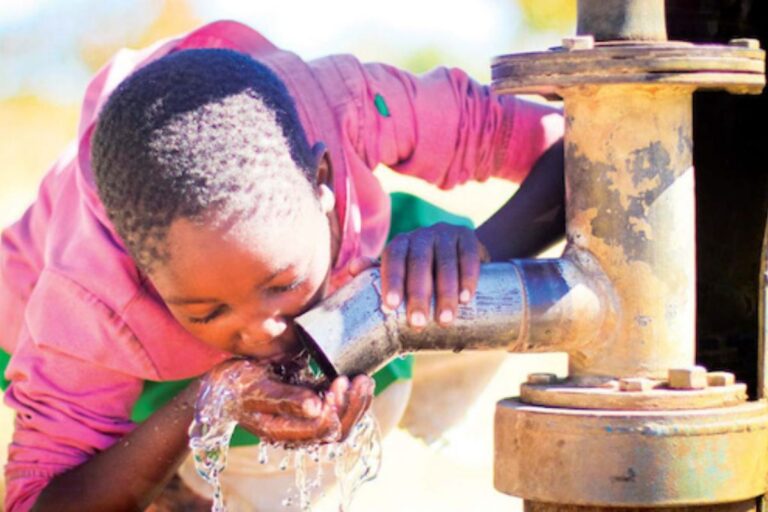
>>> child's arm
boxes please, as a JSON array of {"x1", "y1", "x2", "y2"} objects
[
  {"x1": 28, "y1": 363, "x2": 371, "y2": 512},
  {"x1": 475, "y1": 139, "x2": 565, "y2": 260}
]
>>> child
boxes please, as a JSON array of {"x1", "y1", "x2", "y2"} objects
[{"x1": 0, "y1": 20, "x2": 563, "y2": 511}]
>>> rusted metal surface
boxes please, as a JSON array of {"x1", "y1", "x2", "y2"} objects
[
  {"x1": 563, "y1": 83, "x2": 696, "y2": 378},
  {"x1": 524, "y1": 499, "x2": 758, "y2": 512},
  {"x1": 577, "y1": 0, "x2": 667, "y2": 42},
  {"x1": 490, "y1": 1, "x2": 768, "y2": 509},
  {"x1": 495, "y1": 398, "x2": 768, "y2": 506},
  {"x1": 520, "y1": 378, "x2": 747, "y2": 411},
  {"x1": 492, "y1": 44, "x2": 766, "y2": 97},
  {"x1": 296, "y1": 259, "x2": 611, "y2": 378}
]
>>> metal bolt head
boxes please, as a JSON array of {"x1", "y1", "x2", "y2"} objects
[
  {"x1": 526, "y1": 373, "x2": 558, "y2": 385},
  {"x1": 668, "y1": 366, "x2": 708, "y2": 390},
  {"x1": 707, "y1": 371, "x2": 736, "y2": 387},
  {"x1": 619, "y1": 377, "x2": 654, "y2": 392},
  {"x1": 729, "y1": 38, "x2": 760, "y2": 49},
  {"x1": 562, "y1": 35, "x2": 595, "y2": 51}
]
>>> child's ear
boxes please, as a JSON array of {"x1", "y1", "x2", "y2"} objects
[
  {"x1": 311, "y1": 142, "x2": 333, "y2": 190},
  {"x1": 310, "y1": 142, "x2": 335, "y2": 213}
]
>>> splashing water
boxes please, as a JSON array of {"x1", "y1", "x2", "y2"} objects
[{"x1": 188, "y1": 359, "x2": 381, "y2": 512}]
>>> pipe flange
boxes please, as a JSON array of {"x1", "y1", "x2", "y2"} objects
[
  {"x1": 520, "y1": 371, "x2": 747, "y2": 410},
  {"x1": 492, "y1": 42, "x2": 765, "y2": 97},
  {"x1": 495, "y1": 398, "x2": 768, "y2": 506}
]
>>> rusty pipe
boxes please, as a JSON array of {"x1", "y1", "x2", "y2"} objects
[
  {"x1": 295, "y1": 255, "x2": 611, "y2": 379},
  {"x1": 577, "y1": 0, "x2": 667, "y2": 42},
  {"x1": 563, "y1": 84, "x2": 696, "y2": 378}
]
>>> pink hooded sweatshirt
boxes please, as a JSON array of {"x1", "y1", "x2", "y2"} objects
[{"x1": 0, "y1": 21, "x2": 563, "y2": 510}]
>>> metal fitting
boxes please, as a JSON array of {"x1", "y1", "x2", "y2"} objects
[
  {"x1": 668, "y1": 366, "x2": 708, "y2": 389},
  {"x1": 527, "y1": 373, "x2": 558, "y2": 385},
  {"x1": 619, "y1": 377, "x2": 654, "y2": 392},
  {"x1": 707, "y1": 371, "x2": 737, "y2": 387},
  {"x1": 562, "y1": 35, "x2": 595, "y2": 51},
  {"x1": 729, "y1": 38, "x2": 761, "y2": 49}
]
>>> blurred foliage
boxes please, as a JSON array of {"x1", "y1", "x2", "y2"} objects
[
  {"x1": 80, "y1": 0, "x2": 201, "y2": 72},
  {"x1": 0, "y1": 96, "x2": 79, "y2": 225},
  {"x1": 516, "y1": 0, "x2": 576, "y2": 32},
  {"x1": 0, "y1": 0, "x2": 201, "y2": 227},
  {"x1": 401, "y1": 46, "x2": 449, "y2": 74}
]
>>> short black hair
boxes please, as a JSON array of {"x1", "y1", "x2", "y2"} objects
[{"x1": 91, "y1": 48, "x2": 317, "y2": 272}]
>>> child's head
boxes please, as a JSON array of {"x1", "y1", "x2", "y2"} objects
[{"x1": 92, "y1": 49, "x2": 337, "y2": 359}]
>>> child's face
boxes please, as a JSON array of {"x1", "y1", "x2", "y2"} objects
[{"x1": 149, "y1": 204, "x2": 333, "y2": 360}]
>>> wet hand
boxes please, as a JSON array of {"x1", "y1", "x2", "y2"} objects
[
  {"x1": 380, "y1": 223, "x2": 488, "y2": 330},
  {"x1": 205, "y1": 359, "x2": 374, "y2": 444},
  {"x1": 325, "y1": 375, "x2": 375, "y2": 440},
  {"x1": 205, "y1": 359, "x2": 338, "y2": 444}
]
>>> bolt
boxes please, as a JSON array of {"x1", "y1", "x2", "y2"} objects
[
  {"x1": 619, "y1": 377, "x2": 654, "y2": 392},
  {"x1": 526, "y1": 373, "x2": 558, "y2": 385},
  {"x1": 729, "y1": 38, "x2": 760, "y2": 50},
  {"x1": 668, "y1": 366, "x2": 708, "y2": 390},
  {"x1": 707, "y1": 371, "x2": 736, "y2": 387},
  {"x1": 562, "y1": 35, "x2": 595, "y2": 51}
]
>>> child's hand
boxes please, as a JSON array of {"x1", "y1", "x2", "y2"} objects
[
  {"x1": 205, "y1": 359, "x2": 374, "y2": 444},
  {"x1": 380, "y1": 223, "x2": 488, "y2": 330}
]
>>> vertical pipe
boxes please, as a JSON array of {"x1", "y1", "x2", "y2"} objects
[
  {"x1": 577, "y1": 0, "x2": 668, "y2": 41},
  {"x1": 563, "y1": 84, "x2": 696, "y2": 378}
]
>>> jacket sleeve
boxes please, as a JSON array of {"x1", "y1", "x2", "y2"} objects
[
  {"x1": 3, "y1": 271, "x2": 146, "y2": 512},
  {"x1": 349, "y1": 61, "x2": 564, "y2": 188}
]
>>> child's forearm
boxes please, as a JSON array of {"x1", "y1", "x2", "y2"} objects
[
  {"x1": 31, "y1": 379, "x2": 201, "y2": 512},
  {"x1": 476, "y1": 139, "x2": 565, "y2": 260}
]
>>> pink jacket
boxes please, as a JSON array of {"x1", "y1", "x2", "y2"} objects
[{"x1": 0, "y1": 21, "x2": 563, "y2": 510}]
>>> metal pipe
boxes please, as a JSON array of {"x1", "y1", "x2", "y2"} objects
[
  {"x1": 577, "y1": 0, "x2": 667, "y2": 42},
  {"x1": 563, "y1": 84, "x2": 696, "y2": 378},
  {"x1": 296, "y1": 257, "x2": 610, "y2": 379}
]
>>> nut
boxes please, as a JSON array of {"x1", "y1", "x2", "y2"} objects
[
  {"x1": 619, "y1": 377, "x2": 654, "y2": 392},
  {"x1": 526, "y1": 373, "x2": 558, "y2": 385},
  {"x1": 562, "y1": 35, "x2": 595, "y2": 51},
  {"x1": 668, "y1": 366, "x2": 708, "y2": 390},
  {"x1": 707, "y1": 371, "x2": 736, "y2": 387},
  {"x1": 729, "y1": 38, "x2": 760, "y2": 49}
]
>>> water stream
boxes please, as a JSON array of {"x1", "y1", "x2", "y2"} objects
[{"x1": 188, "y1": 359, "x2": 381, "y2": 511}]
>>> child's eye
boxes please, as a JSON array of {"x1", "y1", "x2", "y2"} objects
[
  {"x1": 188, "y1": 305, "x2": 228, "y2": 324},
  {"x1": 266, "y1": 279, "x2": 304, "y2": 295}
]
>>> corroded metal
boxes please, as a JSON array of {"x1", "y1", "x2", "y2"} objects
[
  {"x1": 495, "y1": 398, "x2": 768, "y2": 507},
  {"x1": 564, "y1": 83, "x2": 695, "y2": 378},
  {"x1": 492, "y1": 45, "x2": 766, "y2": 97},
  {"x1": 296, "y1": 259, "x2": 610, "y2": 378},
  {"x1": 520, "y1": 378, "x2": 747, "y2": 411},
  {"x1": 577, "y1": 0, "x2": 667, "y2": 42},
  {"x1": 524, "y1": 500, "x2": 758, "y2": 512},
  {"x1": 490, "y1": 0, "x2": 768, "y2": 509}
]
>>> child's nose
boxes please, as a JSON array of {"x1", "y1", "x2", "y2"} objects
[{"x1": 261, "y1": 316, "x2": 288, "y2": 338}]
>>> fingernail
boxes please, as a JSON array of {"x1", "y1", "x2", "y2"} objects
[
  {"x1": 303, "y1": 399, "x2": 322, "y2": 417},
  {"x1": 439, "y1": 309, "x2": 453, "y2": 324},
  {"x1": 460, "y1": 289, "x2": 471, "y2": 303},
  {"x1": 410, "y1": 311, "x2": 427, "y2": 328},
  {"x1": 386, "y1": 291, "x2": 400, "y2": 308}
]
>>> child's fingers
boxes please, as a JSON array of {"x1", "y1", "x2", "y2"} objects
[
  {"x1": 405, "y1": 234, "x2": 433, "y2": 331},
  {"x1": 241, "y1": 378, "x2": 324, "y2": 419},
  {"x1": 326, "y1": 376, "x2": 351, "y2": 422},
  {"x1": 339, "y1": 375, "x2": 375, "y2": 439},
  {"x1": 434, "y1": 232, "x2": 459, "y2": 325},
  {"x1": 380, "y1": 235, "x2": 408, "y2": 312},
  {"x1": 240, "y1": 405, "x2": 341, "y2": 444},
  {"x1": 458, "y1": 230, "x2": 483, "y2": 304}
]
